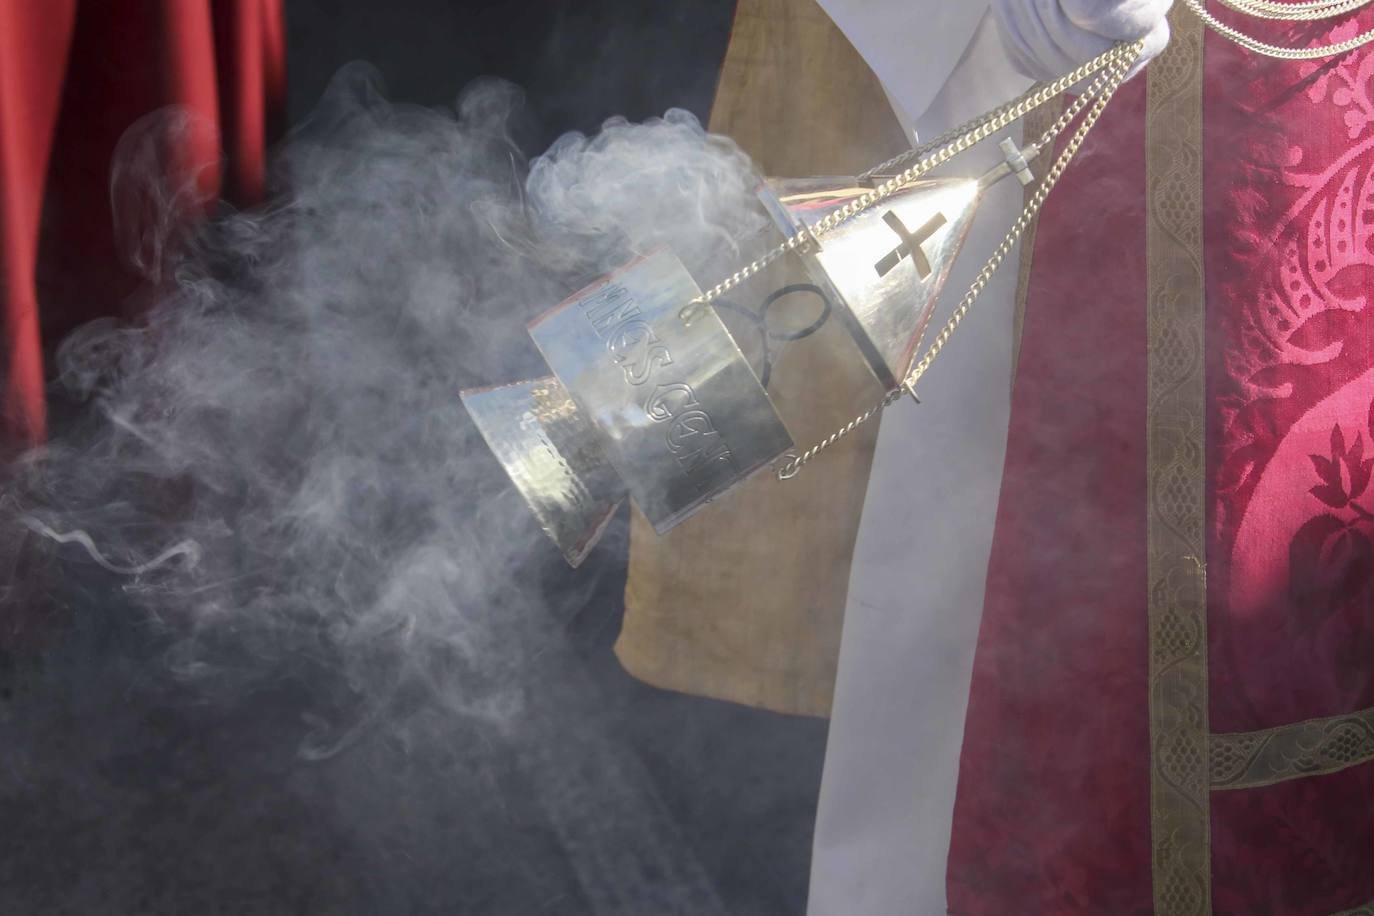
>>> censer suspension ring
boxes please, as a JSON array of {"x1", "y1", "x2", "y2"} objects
[{"x1": 712, "y1": 283, "x2": 833, "y2": 389}]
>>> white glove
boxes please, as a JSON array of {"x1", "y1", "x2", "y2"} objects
[{"x1": 991, "y1": 0, "x2": 1173, "y2": 82}]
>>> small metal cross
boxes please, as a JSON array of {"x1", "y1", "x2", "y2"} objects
[{"x1": 873, "y1": 210, "x2": 948, "y2": 279}]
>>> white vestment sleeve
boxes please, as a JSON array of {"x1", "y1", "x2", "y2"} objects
[
  {"x1": 805, "y1": 8, "x2": 1031, "y2": 915},
  {"x1": 814, "y1": 0, "x2": 989, "y2": 134}
]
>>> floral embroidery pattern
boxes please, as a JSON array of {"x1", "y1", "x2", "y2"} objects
[
  {"x1": 1291, "y1": 422, "x2": 1374, "y2": 617},
  {"x1": 1300, "y1": 22, "x2": 1374, "y2": 140},
  {"x1": 1207, "y1": 30, "x2": 1374, "y2": 820},
  {"x1": 1216, "y1": 18, "x2": 1374, "y2": 550}
]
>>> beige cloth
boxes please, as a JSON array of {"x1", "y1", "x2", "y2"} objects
[{"x1": 613, "y1": 0, "x2": 908, "y2": 717}]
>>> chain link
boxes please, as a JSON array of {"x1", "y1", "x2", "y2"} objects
[
  {"x1": 769, "y1": 1, "x2": 1374, "y2": 483},
  {"x1": 904, "y1": 53, "x2": 1133, "y2": 394},
  {"x1": 889, "y1": 59, "x2": 1120, "y2": 362},
  {"x1": 1216, "y1": 0, "x2": 1371, "y2": 21},
  {"x1": 678, "y1": 41, "x2": 1144, "y2": 325},
  {"x1": 775, "y1": 0, "x2": 1374, "y2": 483},
  {"x1": 776, "y1": 41, "x2": 1140, "y2": 480},
  {"x1": 1183, "y1": 0, "x2": 1374, "y2": 58}
]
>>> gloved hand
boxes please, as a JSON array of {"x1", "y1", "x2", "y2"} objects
[{"x1": 991, "y1": 0, "x2": 1173, "y2": 82}]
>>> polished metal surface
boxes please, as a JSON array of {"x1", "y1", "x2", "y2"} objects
[
  {"x1": 463, "y1": 128, "x2": 1074, "y2": 560},
  {"x1": 460, "y1": 376, "x2": 625, "y2": 567},
  {"x1": 760, "y1": 176, "x2": 982, "y2": 388},
  {"x1": 529, "y1": 248, "x2": 793, "y2": 534}
]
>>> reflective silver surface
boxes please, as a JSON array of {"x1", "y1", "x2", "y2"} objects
[
  {"x1": 761, "y1": 176, "x2": 982, "y2": 388},
  {"x1": 460, "y1": 376, "x2": 625, "y2": 567},
  {"x1": 529, "y1": 248, "x2": 793, "y2": 534}
]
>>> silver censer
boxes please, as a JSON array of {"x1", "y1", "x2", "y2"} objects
[{"x1": 461, "y1": 139, "x2": 1037, "y2": 566}]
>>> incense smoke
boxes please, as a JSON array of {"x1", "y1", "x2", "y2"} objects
[{"x1": 0, "y1": 67, "x2": 780, "y2": 914}]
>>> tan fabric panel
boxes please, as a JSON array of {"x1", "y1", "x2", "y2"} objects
[{"x1": 614, "y1": 0, "x2": 908, "y2": 717}]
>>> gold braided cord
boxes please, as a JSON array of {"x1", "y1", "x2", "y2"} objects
[
  {"x1": 1184, "y1": 0, "x2": 1374, "y2": 58},
  {"x1": 1217, "y1": 0, "x2": 1370, "y2": 20},
  {"x1": 678, "y1": 40, "x2": 1144, "y2": 325},
  {"x1": 775, "y1": 42, "x2": 1140, "y2": 480}
]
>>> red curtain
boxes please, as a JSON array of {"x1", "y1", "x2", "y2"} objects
[{"x1": 0, "y1": 0, "x2": 285, "y2": 449}]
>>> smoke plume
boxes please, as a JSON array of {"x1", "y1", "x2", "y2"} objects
[{"x1": 0, "y1": 66, "x2": 782, "y2": 914}]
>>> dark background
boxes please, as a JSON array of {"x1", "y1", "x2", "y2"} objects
[
  {"x1": 288, "y1": 0, "x2": 740, "y2": 155},
  {"x1": 0, "y1": 2, "x2": 832, "y2": 914}
]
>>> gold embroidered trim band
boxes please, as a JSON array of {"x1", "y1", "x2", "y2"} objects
[
  {"x1": 1211, "y1": 706, "x2": 1374, "y2": 790},
  {"x1": 1146, "y1": 8, "x2": 1211, "y2": 915},
  {"x1": 1330, "y1": 900, "x2": 1374, "y2": 916}
]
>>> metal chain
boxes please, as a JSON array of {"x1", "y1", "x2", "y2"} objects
[
  {"x1": 1216, "y1": 0, "x2": 1371, "y2": 21},
  {"x1": 1184, "y1": 0, "x2": 1374, "y2": 58},
  {"x1": 776, "y1": 41, "x2": 1140, "y2": 480},
  {"x1": 859, "y1": 35, "x2": 1146, "y2": 181},
  {"x1": 885, "y1": 59, "x2": 1122, "y2": 376},
  {"x1": 678, "y1": 40, "x2": 1144, "y2": 325},
  {"x1": 757, "y1": 2, "x2": 1372, "y2": 484},
  {"x1": 904, "y1": 53, "x2": 1133, "y2": 396},
  {"x1": 774, "y1": 0, "x2": 1374, "y2": 483},
  {"x1": 858, "y1": 95, "x2": 1028, "y2": 181}
]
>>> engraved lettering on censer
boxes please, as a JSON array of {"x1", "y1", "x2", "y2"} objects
[
  {"x1": 582, "y1": 281, "x2": 736, "y2": 483},
  {"x1": 873, "y1": 209, "x2": 948, "y2": 279}
]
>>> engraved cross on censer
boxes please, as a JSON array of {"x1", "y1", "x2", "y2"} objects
[{"x1": 874, "y1": 210, "x2": 947, "y2": 279}]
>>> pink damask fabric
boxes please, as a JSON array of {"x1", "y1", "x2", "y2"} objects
[
  {"x1": 1207, "y1": 13, "x2": 1374, "y2": 912},
  {"x1": 1208, "y1": 15, "x2": 1374, "y2": 729},
  {"x1": 948, "y1": 8, "x2": 1374, "y2": 914}
]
